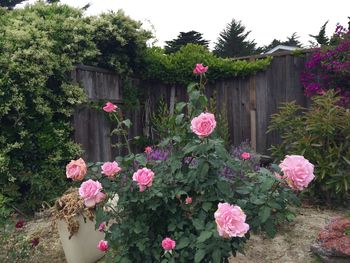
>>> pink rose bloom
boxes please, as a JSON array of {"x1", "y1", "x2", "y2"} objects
[
  {"x1": 66, "y1": 158, "x2": 87, "y2": 181},
  {"x1": 79, "y1": 179, "x2": 106, "y2": 207},
  {"x1": 97, "y1": 240, "x2": 108, "y2": 251},
  {"x1": 241, "y1": 152, "x2": 250, "y2": 160},
  {"x1": 98, "y1": 222, "x2": 106, "y2": 232},
  {"x1": 279, "y1": 155, "x2": 315, "y2": 191},
  {"x1": 132, "y1": 168, "x2": 154, "y2": 192},
  {"x1": 144, "y1": 146, "x2": 152, "y2": 154},
  {"x1": 214, "y1": 203, "x2": 249, "y2": 238},
  {"x1": 190, "y1": 112, "x2": 216, "y2": 138},
  {"x1": 185, "y1": 197, "x2": 192, "y2": 204},
  {"x1": 162, "y1": 237, "x2": 176, "y2": 251},
  {"x1": 101, "y1": 161, "x2": 122, "y2": 177},
  {"x1": 193, "y1": 63, "x2": 208, "y2": 75},
  {"x1": 103, "y1": 102, "x2": 117, "y2": 112}
]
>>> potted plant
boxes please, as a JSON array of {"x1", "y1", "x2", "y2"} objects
[{"x1": 54, "y1": 188, "x2": 105, "y2": 263}]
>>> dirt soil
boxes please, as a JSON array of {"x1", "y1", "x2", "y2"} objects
[
  {"x1": 231, "y1": 205, "x2": 345, "y2": 263},
  {"x1": 0, "y1": 204, "x2": 346, "y2": 263}
]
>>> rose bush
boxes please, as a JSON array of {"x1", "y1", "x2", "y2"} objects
[{"x1": 68, "y1": 65, "x2": 314, "y2": 262}]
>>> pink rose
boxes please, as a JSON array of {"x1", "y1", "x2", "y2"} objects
[
  {"x1": 97, "y1": 240, "x2": 108, "y2": 251},
  {"x1": 191, "y1": 112, "x2": 216, "y2": 138},
  {"x1": 132, "y1": 168, "x2": 154, "y2": 192},
  {"x1": 66, "y1": 158, "x2": 87, "y2": 181},
  {"x1": 214, "y1": 203, "x2": 249, "y2": 238},
  {"x1": 185, "y1": 197, "x2": 192, "y2": 204},
  {"x1": 193, "y1": 63, "x2": 208, "y2": 75},
  {"x1": 101, "y1": 161, "x2": 122, "y2": 177},
  {"x1": 279, "y1": 155, "x2": 315, "y2": 191},
  {"x1": 98, "y1": 222, "x2": 106, "y2": 232},
  {"x1": 103, "y1": 102, "x2": 117, "y2": 112},
  {"x1": 241, "y1": 152, "x2": 250, "y2": 160},
  {"x1": 162, "y1": 237, "x2": 176, "y2": 251},
  {"x1": 144, "y1": 146, "x2": 152, "y2": 154},
  {"x1": 79, "y1": 179, "x2": 106, "y2": 207}
]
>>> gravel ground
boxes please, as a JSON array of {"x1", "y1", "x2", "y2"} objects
[{"x1": 0, "y1": 205, "x2": 345, "y2": 263}]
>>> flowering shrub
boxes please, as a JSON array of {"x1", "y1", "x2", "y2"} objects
[
  {"x1": 268, "y1": 91, "x2": 350, "y2": 200},
  {"x1": 301, "y1": 23, "x2": 350, "y2": 105},
  {"x1": 68, "y1": 66, "x2": 314, "y2": 262}
]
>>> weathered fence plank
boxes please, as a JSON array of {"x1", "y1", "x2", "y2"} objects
[{"x1": 73, "y1": 51, "x2": 310, "y2": 161}]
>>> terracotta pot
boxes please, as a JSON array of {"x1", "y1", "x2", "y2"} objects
[{"x1": 58, "y1": 215, "x2": 105, "y2": 263}]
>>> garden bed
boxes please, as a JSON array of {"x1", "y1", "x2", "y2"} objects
[{"x1": 0, "y1": 204, "x2": 345, "y2": 263}]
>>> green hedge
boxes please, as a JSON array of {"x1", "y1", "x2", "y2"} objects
[{"x1": 142, "y1": 44, "x2": 271, "y2": 85}]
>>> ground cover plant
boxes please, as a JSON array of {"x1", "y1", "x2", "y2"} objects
[{"x1": 64, "y1": 65, "x2": 315, "y2": 262}]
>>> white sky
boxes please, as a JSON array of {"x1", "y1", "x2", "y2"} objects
[{"x1": 21, "y1": 0, "x2": 350, "y2": 49}]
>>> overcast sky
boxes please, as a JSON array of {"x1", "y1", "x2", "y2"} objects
[{"x1": 22, "y1": 0, "x2": 350, "y2": 49}]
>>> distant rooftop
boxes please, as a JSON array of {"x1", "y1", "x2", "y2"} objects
[{"x1": 265, "y1": 45, "x2": 300, "y2": 54}]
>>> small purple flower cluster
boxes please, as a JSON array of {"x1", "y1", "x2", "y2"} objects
[{"x1": 148, "y1": 148, "x2": 170, "y2": 161}]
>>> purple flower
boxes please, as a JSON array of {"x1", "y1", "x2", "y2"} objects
[{"x1": 148, "y1": 148, "x2": 170, "y2": 161}]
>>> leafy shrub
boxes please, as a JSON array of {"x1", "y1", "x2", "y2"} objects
[
  {"x1": 87, "y1": 10, "x2": 152, "y2": 75},
  {"x1": 142, "y1": 44, "x2": 272, "y2": 85},
  {"x1": 0, "y1": 3, "x2": 152, "y2": 211},
  {"x1": 68, "y1": 68, "x2": 307, "y2": 262},
  {"x1": 268, "y1": 91, "x2": 350, "y2": 200}
]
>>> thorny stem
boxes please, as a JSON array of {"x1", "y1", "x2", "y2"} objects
[{"x1": 112, "y1": 113, "x2": 132, "y2": 155}]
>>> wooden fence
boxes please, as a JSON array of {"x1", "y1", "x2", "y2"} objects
[{"x1": 72, "y1": 51, "x2": 310, "y2": 162}]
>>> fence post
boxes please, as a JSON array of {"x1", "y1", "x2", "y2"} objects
[{"x1": 249, "y1": 76, "x2": 257, "y2": 151}]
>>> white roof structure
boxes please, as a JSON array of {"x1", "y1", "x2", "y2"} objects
[{"x1": 265, "y1": 45, "x2": 300, "y2": 54}]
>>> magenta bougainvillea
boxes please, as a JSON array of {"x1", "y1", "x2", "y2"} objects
[{"x1": 301, "y1": 24, "x2": 350, "y2": 106}]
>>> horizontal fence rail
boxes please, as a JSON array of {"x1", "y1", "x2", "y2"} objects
[{"x1": 72, "y1": 52, "x2": 310, "y2": 162}]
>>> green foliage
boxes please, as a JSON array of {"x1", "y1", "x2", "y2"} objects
[
  {"x1": 87, "y1": 10, "x2": 152, "y2": 75},
  {"x1": 87, "y1": 75, "x2": 301, "y2": 262},
  {"x1": 0, "y1": 2, "x2": 153, "y2": 212},
  {"x1": 142, "y1": 44, "x2": 271, "y2": 85},
  {"x1": 268, "y1": 91, "x2": 350, "y2": 200},
  {"x1": 213, "y1": 19, "x2": 262, "y2": 58},
  {"x1": 309, "y1": 21, "x2": 330, "y2": 46},
  {"x1": 0, "y1": 2, "x2": 98, "y2": 211},
  {"x1": 164, "y1": 31, "x2": 210, "y2": 54}
]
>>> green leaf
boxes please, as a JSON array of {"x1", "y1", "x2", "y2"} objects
[
  {"x1": 260, "y1": 177, "x2": 275, "y2": 192},
  {"x1": 197, "y1": 231, "x2": 212, "y2": 243},
  {"x1": 202, "y1": 202, "x2": 212, "y2": 212},
  {"x1": 175, "y1": 113, "x2": 184, "y2": 125},
  {"x1": 135, "y1": 155, "x2": 147, "y2": 166},
  {"x1": 175, "y1": 102, "x2": 187, "y2": 112},
  {"x1": 194, "y1": 249, "x2": 206, "y2": 263},
  {"x1": 122, "y1": 119, "x2": 132, "y2": 128},
  {"x1": 192, "y1": 219, "x2": 205, "y2": 230},
  {"x1": 212, "y1": 249, "x2": 221, "y2": 263},
  {"x1": 264, "y1": 219, "x2": 276, "y2": 238},
  {"x1": 217, "y1": 180, "x2": 231, "y2": 196},
  {"x1": 259, "y1": 206, "x2": 271, "y2": 223},
  {"x1": 198, "y1": 162, "x2": 209, "y2": 177},
  {"x1": 176, "y1": 237, "x2": 190, "y2": 250}
]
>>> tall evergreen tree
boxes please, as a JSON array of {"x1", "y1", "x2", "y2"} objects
[
  {"x1": 213, "y1": 19, "x2": 261, "y2": 58},
  {"x1": 309, "y1": 21, "x2": 329, "y2": 46},
  {"x1": 164, "y1": 30, "x2": 209, "y2": 54}
]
